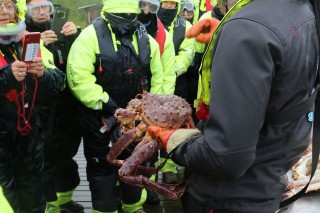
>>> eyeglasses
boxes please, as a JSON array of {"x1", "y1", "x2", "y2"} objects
[
  {"x1": 222, "y1": 0, "x2": 237, "y2": 7},
  {"x1": 179, "y1": 10, "x2": 194, "y2": 19},
  {"x1": 27, "y1": 1, "x2": 54, "y2": 18},
  {"x1": 0, "y1": 0, "x2": 15, "y2": 13},
  {"x1": 139, "y1": 0, "x2": 160, "y2": 14},
  {"x1": 180, "y1": 1, "x2": 194, "y2": 12}
]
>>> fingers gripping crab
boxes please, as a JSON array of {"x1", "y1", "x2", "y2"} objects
[{"x1": 106, "y1": 92, "x2": 195, "y2": 200}]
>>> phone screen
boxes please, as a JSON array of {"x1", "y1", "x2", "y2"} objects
[
  {"x1": 22, "y1": 32, "x2": 41, "y2": 62},
  {"x1": 51, "y1": 6, "x2": 69, "y2": 41}
]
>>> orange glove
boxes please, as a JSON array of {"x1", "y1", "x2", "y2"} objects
[
  {"x1": 147, "y1": 126, "x2": 176, "y2": 150},
  {"x1": 185, "y1": 18, "x2": 221, "y2": 44},
  {"x1": 147, "y1": 126, "x2": 201, "y2": 153}
]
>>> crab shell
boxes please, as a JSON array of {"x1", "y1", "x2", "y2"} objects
[{"x1": 138, "y1": 92, "x2": 192, "y2": 129}]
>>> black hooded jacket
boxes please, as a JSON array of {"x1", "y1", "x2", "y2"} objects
[{"x1": 173, "y1": 0, "x2": 318, "y2": 212}]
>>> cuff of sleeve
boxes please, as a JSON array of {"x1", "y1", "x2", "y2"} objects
[{"x1": 167, "y1": 129, "x2": 201, "y2": 153}]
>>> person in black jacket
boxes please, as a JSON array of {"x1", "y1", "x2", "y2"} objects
[
  {"x1": 0, "y1": 0, "x2": 65, "y2": 212},
  {"x1": 25, "y1": 0, "x2": 83, "y2": 212},
  {"x1": 147, "y1": 0, "x2": 319, "y2": 212}
]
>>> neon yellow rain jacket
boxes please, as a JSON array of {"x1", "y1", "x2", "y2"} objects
[{"x1": 67, "y1": 10, "x2": 163, "y2": 110}]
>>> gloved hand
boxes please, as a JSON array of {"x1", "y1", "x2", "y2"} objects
[
  {"x1": 102, "y1": 115, "x2": 118, "y2": 132},
  {"x1": 185, "y1": 18, "x2": 221, "y2": 44},
  {"x1": 110, "y1": 125, "x2": 122, "y2": 143},
  {"x1": 103, "y1": 97, "x2": 118, "y2": 116},
  {"x1": 147, "y1": 126, "x2": 201, "y2": 153}
]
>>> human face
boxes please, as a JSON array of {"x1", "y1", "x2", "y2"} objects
[
  {"x1": 0, "y1": 0, "x2": 16, "y2": 26},
  {"x1": 27, "y1": 0, "x2": 53, "y2": 23},
  {"x1": 179, "y1": 10, "x2": 193, "y2": 20},
  {"x1": 161, "y1": 1, "x2": 177, "y2": 9},
  {"x1": 139, "y1": 0, "x2": 160, "y2": 14},
  {"x1": 179, "y1": 1, "x2": 194, "y2": 20}
]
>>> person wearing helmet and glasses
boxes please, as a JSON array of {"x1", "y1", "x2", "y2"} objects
[
  {"x1": 138, "y1": 0, "x2": 176, "y2": 95},
  {"x1": 179, "y1": 0, "x2": 195, "y2": 22},
  {"x1": 25, "y1": 1, "x2": 83, "y2": 213},
  {"x1": 67, "y1": 0, "x2": 163, "y2": 212},
  {"x1": 137, "y1": 0, "x2": 176, "y2": 205},
  {"x1": 156, "y1": 0, "x2": 195, "y2": 185},
  {"x1": 0, "y1": 0, "x2": 65, "y2": 212},
  {"x1": 147, "y1": 0, "x2": 318, "y2": 212},
  {"x1": 157, "y1": 0, "x2": 194, "y2": 101}
]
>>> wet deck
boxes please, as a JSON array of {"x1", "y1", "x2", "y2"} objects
[{"x1": 73, "y1": 143, "x2": 320, "y2": 213}]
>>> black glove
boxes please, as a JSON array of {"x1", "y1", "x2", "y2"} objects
[
  {"x1": 110, "y1": 125, "x2": 122, "y2": 143},
  {"x1": 102, "y1": 115, "x2": 118, "y2": 132},
  {"x1": 196, "y1": 119, "x2": 206, "y2": 132},
  {"x1": 103, "y1": 97, "x2": 118, "y2": 116}
]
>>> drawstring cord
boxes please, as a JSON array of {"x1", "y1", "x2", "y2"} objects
[
  {"x1": 17, "y1": 75, "x2": 38, "y2": 136},
  {"x1": 5, "y1": 46, "x2": 39, "y2": 136}
]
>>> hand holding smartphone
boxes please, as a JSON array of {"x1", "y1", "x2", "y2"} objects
[
  {"x1": 51, "y1": 6, "x2": 69, "y2": 41},
  {"x1": 21, "y1": 32, "x2": 41, "y2": 62}
]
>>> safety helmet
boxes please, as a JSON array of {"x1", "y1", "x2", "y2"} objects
[{"x1": 102, "y1": 0, "x2": 141, "y2": 14}]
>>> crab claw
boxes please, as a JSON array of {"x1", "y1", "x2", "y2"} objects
[{"x1": 115, "y1": 108, "x2": 137, "y2": 125}]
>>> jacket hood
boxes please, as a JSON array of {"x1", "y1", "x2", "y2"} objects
[
  {"x1": 101, "y1": 0, "x2": 141, "y2": 16},
  {"x1": 16, "y1": 0, "x2": 27, "y2": 21},
  {"x1": 159, "y1": 0, "x2": 181, "y2": 20},
  {"x1": 160, "y1": 0, "x2": 181, "y2": 3}
]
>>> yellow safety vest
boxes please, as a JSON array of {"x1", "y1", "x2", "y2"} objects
[{"x1": 195, "y1": 0, "x2": 253, "y2": 110}]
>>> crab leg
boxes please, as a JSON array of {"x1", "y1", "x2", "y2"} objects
[
  {"x1": 111, "y1": 159, "x2": 158, "y2": 175},
  {"x1": 118, "y1": 134, "x2": 162, "y2": 176},
  {"x1": 106, "y1": 122, "x2": 147, "y2": 163},
  {"x1": 119, "y1": 175, "x2": 187, "y2": 200}
]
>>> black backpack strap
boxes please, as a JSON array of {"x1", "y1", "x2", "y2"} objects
[
  {"x1": 277, "y1": 0, "x2": 320, "y2": 208},
  {"x1": 265, "y1": 88, "x2": 318, "y2": 124}
]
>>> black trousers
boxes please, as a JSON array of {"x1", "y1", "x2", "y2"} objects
[
  {"x1": 80, "y1": 107, "x2": 142, "y2": 212},
  {"x1": 0, "y1": 129, "x2": 46, "y2": 213},
  {"x1": 40, "y1": 96, "x2": 82, "y2": 202}
]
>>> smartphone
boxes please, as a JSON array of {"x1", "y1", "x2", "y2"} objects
[
  {"x1": 51, "y1": 5, "x2": 69, "y2": 41},
  {"x1": 21, "y1": 32, "x2": 41, "y2": 62}
]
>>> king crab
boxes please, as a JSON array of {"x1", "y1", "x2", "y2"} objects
[{"x1": 106, "y1": 92, "x2": 195, "y2": 200}]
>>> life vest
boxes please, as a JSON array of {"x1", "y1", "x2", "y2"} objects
[
  {"x1": 92, "y1": 18, "x2": 151, "y2": 108},
  {"x1": 173, "y1": 17, "x2": 187, "y2": 55},
  {"x1": 196, "y1": 0, "x2": 253, "y2": 119},
  {"x1": 155, "y1": 18, "x2": 166, "y2": 56}
]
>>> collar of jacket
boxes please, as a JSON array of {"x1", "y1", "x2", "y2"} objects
[
  {"x1": 196, "y1": 0, "x2": 254, "y2": 108},
  {"x1": 100, "y1": 15, "x2": 139, "y2": 54}
]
